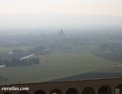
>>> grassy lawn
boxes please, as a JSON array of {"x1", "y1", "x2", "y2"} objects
[
  {"x1": 0, "y1": 50, "x2": 121, "y2": 84},
  {"x1": 38, "y1": 51, "x2": 119, "y2": 66}
]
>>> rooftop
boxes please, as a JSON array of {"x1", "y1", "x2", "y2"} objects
[{"x1": 49, "y1": 72, "x2": 122, "y2": 82}]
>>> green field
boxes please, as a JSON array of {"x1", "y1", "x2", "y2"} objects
[{"x1": 0, "y1": 50, "x2": 121, "y2": 84}]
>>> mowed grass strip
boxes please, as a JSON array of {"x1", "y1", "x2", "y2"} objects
[
  {"x1": 38, "y1": 51, "x2": 119, "y2": 66},
  {"x1": 0, "y1": 51, "x2": 120, "y2": 84}
]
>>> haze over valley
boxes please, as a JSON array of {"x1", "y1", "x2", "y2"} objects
[{"x1": 0, "y1": 0, "x2": 122, "y2": 85}]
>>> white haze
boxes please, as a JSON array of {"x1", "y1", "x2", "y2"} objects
[{"x1": 0, "y1": 13, "x2": 122, "y2": 32}]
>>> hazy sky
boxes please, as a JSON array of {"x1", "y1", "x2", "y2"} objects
[
  {"x1": 0, "y1": 0, "x2": 122, "y2": 16},
  {"x1": 0, "y1": 0, "x2": 122, "y2": 30}
]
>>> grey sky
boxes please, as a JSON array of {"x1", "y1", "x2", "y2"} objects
[
  {"x1": 0, "y1": 0, "x2": 122, "y2": 15},
  {"x1": 0, "y1": 0, "x2": 122, "y2": 30},
  {"x1": 0, "y1": 13, "x2": 122, "y2": 30}
]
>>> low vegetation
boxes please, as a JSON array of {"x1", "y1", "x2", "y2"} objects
[
  {"x1": 0, "y1": 58, "x2": 39, "y2": 67},
  {"x1": 0, "y1": 31, "x2": 122, "y2": 85},
  {"x1": 0, "y1": 50, "x2": 121, "y2": 84}
]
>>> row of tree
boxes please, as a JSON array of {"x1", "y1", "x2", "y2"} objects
[{"x1": 0, "y1": 58, "x2": 40, "y2": 67}]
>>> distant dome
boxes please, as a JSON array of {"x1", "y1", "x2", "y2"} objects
[{"x1": 58, "y1": 29, "x2": 64, "y2": 36}]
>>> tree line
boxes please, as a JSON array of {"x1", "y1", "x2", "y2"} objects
[{"x1": 0, "y1": 58, "x2": 40, "y2": 67}]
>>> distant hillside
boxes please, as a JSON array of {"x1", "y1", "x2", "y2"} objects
[{"x1": 0, "y1": 13, "x2": 122, "y2": 30}]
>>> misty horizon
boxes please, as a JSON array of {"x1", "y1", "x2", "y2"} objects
[{"x1": 0, "y1": 13, "x2": 122, "y2": 31}]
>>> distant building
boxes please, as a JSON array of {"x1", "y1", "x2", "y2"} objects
[
  {"x1": 58, "y1": 29, "x2": 64, "y2": 37},
  {"x1": 0, "y1": 65, "x2": 5, "y2": 68}
]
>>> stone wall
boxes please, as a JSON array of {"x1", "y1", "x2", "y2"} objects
[{"x1": 0, "y1": 77, "x2": 122, "y2": 94}]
